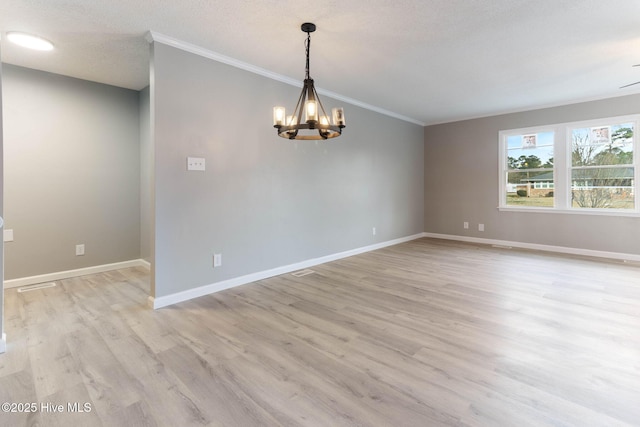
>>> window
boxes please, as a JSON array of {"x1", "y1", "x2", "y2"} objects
[
  {"x1": 503, "y1": 130, "x2": 555, "y2": 208},
  {"x1": 570, "y1": 122, "x2": 634, "y2": 209},
  {"x1": 499, "y1": 115, "x2": 639, "y2": 215}
]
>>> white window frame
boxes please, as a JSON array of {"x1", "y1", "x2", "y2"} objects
[
  {"x1": 499, "y1": 124, "x2": 558, "y2": 210},
  {"x1": 498, "y1": 114, "x2": 640, "y2": 216}
]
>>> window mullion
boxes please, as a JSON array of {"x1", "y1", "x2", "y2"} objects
[{"x1": 552, "y1": 125, "x2": 568, "y2": 210}]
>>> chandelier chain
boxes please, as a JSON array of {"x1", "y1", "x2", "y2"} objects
[{"x1": 305, "y1": 32, "x2": 311, "y2": 80}]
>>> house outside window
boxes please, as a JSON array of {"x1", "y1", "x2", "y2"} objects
[
  {"x1": 501, "y1": 130, "x2": 555, "y2": 208},
  {"x1": 499, "y1": 115, "x2": 639, "y2": 215}
]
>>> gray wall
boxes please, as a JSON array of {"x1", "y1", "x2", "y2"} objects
[
  {"x1": 140, "y1": 86, "x2": 152, "y2": 263},
  {"x1": 151, "y1": 42, "x2": 424, "y2": 298},
  {"x1": 424, "y1": 94, "x2": 640, "y2": 255},
  {"x1": 2, "y1": 65, "x2": 141, "y2": 279}
]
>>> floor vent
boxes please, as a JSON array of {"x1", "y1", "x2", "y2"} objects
[
  {"x1": 17, "y1": 282, "x2": 57, "y2": 293},
  {"x1": 492, "y1": 244, "x2": 513, "y2": 249},
  {"x1": 291, "y1": 269, "x2": 315, "y2": 277}
]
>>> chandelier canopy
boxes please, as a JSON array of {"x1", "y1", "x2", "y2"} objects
[{"x1": 273, "y1": 23, "x2": 345, "y2": 140}]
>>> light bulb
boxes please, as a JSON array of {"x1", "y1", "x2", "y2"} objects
[
  {"x1": 305, "y1": 101, "x2": 318, "y2": 122},
  {"x1": 273, "y1": 106, "x2": 286, "y2": 126},
  {"x1": 332, "y1": 107, "x2": 345, "y2": 127}
]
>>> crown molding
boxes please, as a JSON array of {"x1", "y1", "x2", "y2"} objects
[{"x1": 146, "y1": 31, "x2": 425, "y2": 126}]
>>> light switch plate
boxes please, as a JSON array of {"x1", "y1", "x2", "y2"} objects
[{"x1": 4, "y1": 229, "x2": 14, "y2": 242}]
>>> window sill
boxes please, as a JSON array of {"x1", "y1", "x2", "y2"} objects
[{"x1": 498, "y1": 206, "x2": 640, "y2": 217}]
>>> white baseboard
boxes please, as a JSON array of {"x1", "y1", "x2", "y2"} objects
[
  {"x1": 149, "y1": 233, "x2": 425, "y2": 309},
  {"x1": 10, "y1": 232, "x2": 632, "y2": 312},
  {"x1": 422, "y1": 232, "x2": 640, "y2": 262},
  {"x1": 3, "y1": 259, "x2": 150, "y2": 289},
  {"x1": 0, "y1": 333, "x2": 6, "y2": 354}
]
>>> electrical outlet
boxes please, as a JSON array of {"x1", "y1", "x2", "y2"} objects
[
  {"x1": 213, "y1": 253, "x2": 222, "y2": 267},
  {"x1": 187, "y1": 157, "x2": 206, "y2": 171},
  {"x1": 478, "y1": 224, "x2": 485, "y2": 232},
  {"x1": 76, "y1": 244, "x2": 85, "y2": 256},
  {"x1": 463, "y1": 222, "x2": 469, "y2": 229},
  {"x1": 372, "y1": 227, "x2": 376, "y2": 236}
]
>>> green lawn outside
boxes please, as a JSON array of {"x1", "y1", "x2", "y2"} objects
[
  {"x1": 506, "y1": 194, "x2": 635, "y2": 209},
  {"x1": 506, "y1": 195, "x2": 554, "y2": 207}
]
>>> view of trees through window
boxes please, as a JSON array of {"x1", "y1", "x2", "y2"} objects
[
  {"x1": 501, "y1": 116, "x2": 637, "y2": 212},
  {"x1": 571, "y1": 123, "x2": 634, "y2": 209}
]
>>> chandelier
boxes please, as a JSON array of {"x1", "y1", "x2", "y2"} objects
[{"x1": 273, "y1": 23, "x2": 345, "y2": 140}]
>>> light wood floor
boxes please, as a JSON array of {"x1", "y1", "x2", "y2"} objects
[{"x1": 1, "y1": 238, "x2": 639, "y2": 427}]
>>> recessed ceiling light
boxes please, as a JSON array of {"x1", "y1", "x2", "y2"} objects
[{"x1": 6, "y1": 32, "x2": 54, "y2": 51}]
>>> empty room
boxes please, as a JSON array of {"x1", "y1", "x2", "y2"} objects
[{"x1": 0, "y1": 1, "x2": 639, "y2": 426}]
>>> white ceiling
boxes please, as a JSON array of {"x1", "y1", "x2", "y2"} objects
[{"x1": 2, "y1": 0, "x2": 640, "y2": 125}]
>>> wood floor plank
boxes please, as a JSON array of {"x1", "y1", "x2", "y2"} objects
[
  {"x1": 35, "y1": 382, "x2": 102, "y2": 427},
  {"x1": 64, "y1": 326, "x2": 141, "y2": 420},
  {"x1": 1, "y1": 238, "x2": 639, "y2": 426},
  {"x1": 0, "y1": 369, "x2": 41, "y2": 427},
  {"x1": 157, "y1": 344, "x2": 282, "y2": 427},
  {"x1": 106, "y1": 334, "x2": 212, "y2": 426},
  {"x1": 28, "y1": 337, "x2": 84, "y2": 401}
]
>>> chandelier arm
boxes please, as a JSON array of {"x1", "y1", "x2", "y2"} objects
[
  {"x1": 287, "y1": 82, "x2": 307, "y2": 138},
  {"x1": 312, "y1": 84, "x2": 330, "y2": 124},
  {"x1": 295, "y1": 83, "x2": 309, "y2": 135}
]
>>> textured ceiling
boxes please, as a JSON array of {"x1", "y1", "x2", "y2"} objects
[{"x1": 2, "y1": 0, "x2": 640, "y2": 125}]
